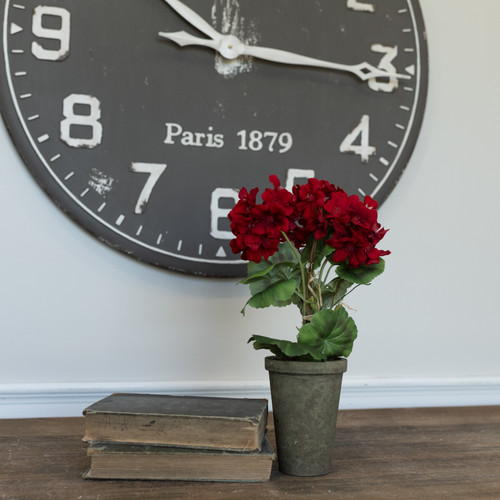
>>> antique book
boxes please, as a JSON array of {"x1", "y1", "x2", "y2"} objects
[
  {"x1": 84, "y1": 438, "x2": 275, "y2": 482},
  {"x1": 83, "y1": 393, "x2": 268, "y2": 451}
]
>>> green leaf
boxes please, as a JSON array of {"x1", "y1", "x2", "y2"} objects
[
  {"x1": 248, "y1": 335, "x2": 316, "y2": 360},
  {"x1": 239, "y1": 261, "x2": 280, "y2": 285},
  {"x1": 297, "y1": 307, "x2": 358, "y2": 358},
  {"x1": 272, "y1": 241, "x2": 299, "y2": 263},
  {"x1": 240, "y1": 242, "x2": 301, "y2": 312},
  {"x1": 240, "y1": 242, "x2": 298, "y2": 285},
  {"x1": 336, "y1": 258, "x2": 385, "y2": 285},
  {"x1": 248, "y1": 278, "x2": 297, "y2": 309},
  {"x1": 321, "y1": 277, "x2": 352, "y2": 310}
]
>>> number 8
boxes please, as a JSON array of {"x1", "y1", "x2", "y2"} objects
[{"x1": 60, "y1": 94, "x2": 103, "y2": 149}]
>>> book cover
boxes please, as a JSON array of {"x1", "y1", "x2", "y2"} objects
[
  {"x1": 84, "y1": 437, "x2": 275, "y2": 482},
  {"x1": 83, "y1": 393, "x2": 268, "y2": 451}
]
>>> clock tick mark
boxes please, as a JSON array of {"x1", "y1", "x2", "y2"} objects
[
  {"x1": 177, "y1": 240, "x2": 183, "y2": 252},
  {"x1": 399, "y1": 105, "x2": 411, "y2": 112},
  {"x1": 13, "y1": 4, "x2": 26, "y2": 9},
  {"x1": 369, "y1": 173, "x2": 379, "y2": 182},
  {"x1": 379, "y1": 157, "x2": 390, "y2": 167},
  {"x1": 136, "y1": 225, "x2": 143, "y2": 236},
  {"x1": 80, "y1": 188, "x2": 89, "y2": 198},
  {"x1": 395, "y1": 123, "x2": 406, "y2": 130},
  {"x1": 11, "y1": 49, "x2": 24, "y2": 54},
  {"x1": 405, "y1": 64, "x2": 416, "y2": 76},
  {"x1": 10, "y1": 23, "x2": 23, "y2": 35},
  {"x1": 156, "y1": 234, "x2": 163, "y2": 245},
  {"x1": 19, "y1": 93, "x2": 31, "y2": 99},
  {"x1": 64, "y1": 172, "x2": 74, "y2": 181},
  {"x1": 358, "y1": 188, "x2": 366, "y2": 197},
  {"x1": 28, "y1": 114, "x2": 39, "y2": 121},
  {"x1": 387, "y1": 141, "x2": 398, "y2": 148},
  {"x1": 50, "y1": 154, "x2": 61, "y2": 162},
  {"x1": 115, "y1": 215, "x2": 125, "y2": 226},
  {"x1": 198, "y1": 244, "x2": 203, "y2": 256},
  {"x1": 14, "y1": 71, "x2": 27, "y2": 77},
  {"x1": 97, "y1": 202, "x2": 106, "y2": 213},
  {"x1": 37, "y1": 134, "x2": 49, "y2": 143},
  {"x1": 216, "y1": 247, "x2": 227, "y2": 258}
]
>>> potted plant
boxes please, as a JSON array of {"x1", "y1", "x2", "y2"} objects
[{"x1": 228, "y1": 175, "x2": 390, "y2": 477}]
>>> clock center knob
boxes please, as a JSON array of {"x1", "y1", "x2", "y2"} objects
[{"x1": 218, "y1": 35, "x2": 244, "y2": 60}]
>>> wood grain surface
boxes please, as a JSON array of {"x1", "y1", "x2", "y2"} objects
[{"x1": 1, "y1": 406, "x2": 499, "y2": 499}]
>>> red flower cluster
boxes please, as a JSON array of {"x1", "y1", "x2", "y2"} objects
[{"x1": 228, "y1": 176, "x2": 390, "y2": 267}]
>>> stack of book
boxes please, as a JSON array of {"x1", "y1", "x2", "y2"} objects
[{"x1": 82, "y1": 393, "x2": 274, "y2": 482}]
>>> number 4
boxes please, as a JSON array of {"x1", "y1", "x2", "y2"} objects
[{"x1": 339, "y1": 115, "x2": 376, "y2": 162}]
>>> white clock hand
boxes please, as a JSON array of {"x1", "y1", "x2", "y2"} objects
[
  {"x1": 243, "y1": 44, "x2": 410, "y2": 81},
  {"x1": 163, "y1": 0, "x2": 222, "y2": 41},
  {"x1": 159, "y1": 31, "x2": 242, "y2": 60},
  {"x1": 159, "y1": 31, "x2": 410, "y2": 82}
]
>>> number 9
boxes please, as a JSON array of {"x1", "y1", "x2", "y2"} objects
[
  {"x1": 278, "y1": 133, "x2": 293, "y2": 153},
  {"x1": 32, "y1": 5, "x2": 71, "y2": 61}
]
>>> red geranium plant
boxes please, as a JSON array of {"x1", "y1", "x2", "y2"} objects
[{"x1": 228, "y1": 175, "x2": 390, "y2": 361}]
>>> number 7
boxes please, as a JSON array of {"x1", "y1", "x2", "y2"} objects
[
  {"x1": 130, "y1": 162, "x2": 167, "y2": 214},
  {"x1": 264, "y1": 131, "x2": 278, "y2": 152}
]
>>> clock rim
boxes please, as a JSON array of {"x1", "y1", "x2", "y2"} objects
[{"x1": 0, "y1": 0, "x2": 428, "y2": 277}]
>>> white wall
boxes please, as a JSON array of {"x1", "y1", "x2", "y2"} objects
[{"x1": 2, "y1": 0, "x2": 500, "y2": 418}]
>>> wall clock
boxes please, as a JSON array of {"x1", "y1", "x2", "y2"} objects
[{"x1": 0, "y1": 0, "x2": 428, "y2": 277}]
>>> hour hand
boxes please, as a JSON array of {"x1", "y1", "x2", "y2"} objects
[
  {"x1": 159, "y1": 31, "x2": 245, "y2": 60},
  {"x1": 159, "y1": 31, "x2": 219, "y2": 50}
]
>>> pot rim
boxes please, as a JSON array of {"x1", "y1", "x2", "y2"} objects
[{"x1": 265, "y1": 356, "x2": 347, "y2": 375}]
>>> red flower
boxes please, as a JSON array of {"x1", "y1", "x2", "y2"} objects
[
  {"x1": 325, "y1": 195, "x2": 390, "y2": 267},
  {"x1": 228, "y1": 176, "x2": 295, "y2": 262},
  {"x1": 228, "y1": 176, "x2": 389, "y2": 267},
  {"x1": 292, "y1": 179, "x2": 346, "y2": 244}
]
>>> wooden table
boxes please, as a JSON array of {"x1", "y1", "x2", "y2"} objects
[{"x1": 1, "y1": 406, "x2": 499, "y2": 499}]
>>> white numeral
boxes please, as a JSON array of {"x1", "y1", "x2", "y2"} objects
[
  {"x1": 31, "y1": 6, "x2": 70, "y2": 61},
  {"x1": 237, "y1": 130, "x2": 293, "y2": 153},
  {"x1": 340, "y1": 115, "x2": 376, "y2": 162},
  {"x1": 60, "y1": 94, "x2": 103, "y2": 148},
  {"x1": 130, "y1": 163, "x2": 167, "y2": 214},
  {"x1": 285, "y1": 169, "x2": 316, "y2": 191},
  {"x1": 369, "y1": 44, "x2": 399, "y2": 93},
  {"x1": 347, "y1": 0, "x2": 375, "y2": 13},
  {"x1": 210, "y1": 188, "x2": 239, "y2": 239}
]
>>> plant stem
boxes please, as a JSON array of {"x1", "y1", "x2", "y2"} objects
[
  {"x1": 317, "y1": 257, "x2": 331, "y2": 309},
  {"x1": 281, "y1": 232, "x2": 308, "y2": 320},
  {"x1": 306, "y1": 239, "x2": 318, "y2": 316}
]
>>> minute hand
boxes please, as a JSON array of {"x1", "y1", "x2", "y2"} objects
[
  {"x1": 242, "y1": 44, "x2": 409, "y2": 81},
  {"x1": 163, "y1": 0, "x2": 222, "y2": 40}
]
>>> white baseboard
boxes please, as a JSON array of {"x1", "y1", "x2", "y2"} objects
[{"x1": 1, "y1": 377, "x2": 499, "y2": 419}]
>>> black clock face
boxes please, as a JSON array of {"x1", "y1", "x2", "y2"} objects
[{"x1": 0, "y1": 0, "x2": 427, "y2": 277}]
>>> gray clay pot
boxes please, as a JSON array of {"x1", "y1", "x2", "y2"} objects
[{"x1": 265, "y1": 356, "x2": 347, "y2": 476}]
